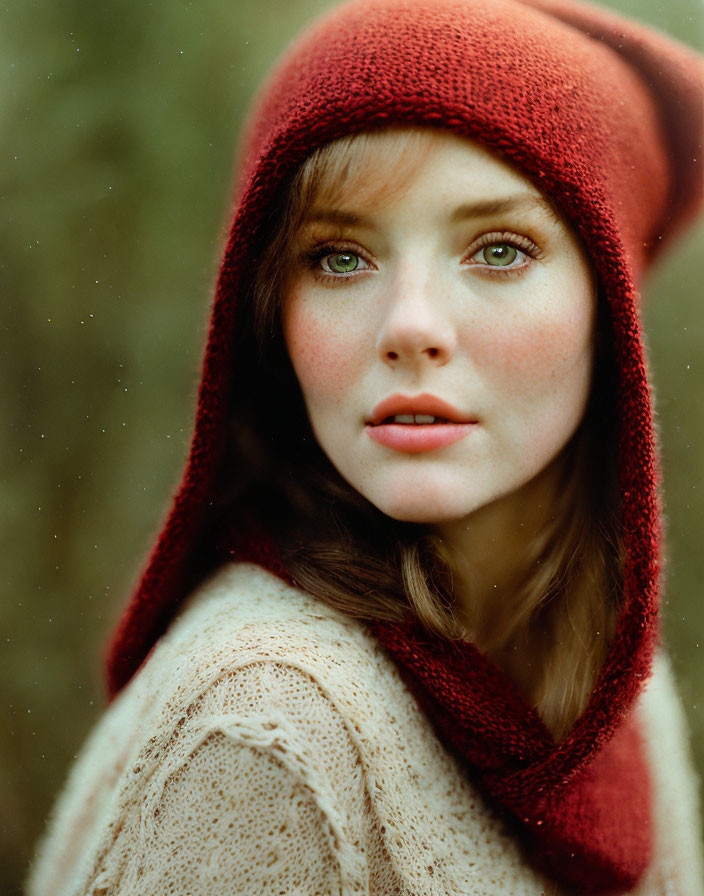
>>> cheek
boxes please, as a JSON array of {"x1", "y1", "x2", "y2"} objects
[
  {"x1": 282, "y1": 292, "x2": 364, "y2": 408},
  {"x1": 467, "y1": 290, "x2": 594, "y2": 390}
]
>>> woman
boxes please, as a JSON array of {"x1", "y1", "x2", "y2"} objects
[{"x1": 27, "y1": 0, "x2": 703, "y2": 893}]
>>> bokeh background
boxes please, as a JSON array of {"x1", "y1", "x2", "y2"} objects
[{"x1": 2, "y1": 0, "x2": 703, "y2": 891}]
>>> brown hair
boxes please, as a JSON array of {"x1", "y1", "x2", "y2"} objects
[{"x1": 221, "y1": 129, "x2": 623, "y2": 740}]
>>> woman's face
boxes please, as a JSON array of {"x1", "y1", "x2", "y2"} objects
[{"x1": 282, "y1": 131, "x2": 596, "y2": 525}]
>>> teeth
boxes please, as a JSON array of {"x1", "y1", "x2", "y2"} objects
[{"x1": 390, "y1": 414, "x2": 445, "y2": 424}]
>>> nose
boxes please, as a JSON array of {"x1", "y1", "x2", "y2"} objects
[{"x1": 376, "y1": 271, "x2": 456, "y2": 369}]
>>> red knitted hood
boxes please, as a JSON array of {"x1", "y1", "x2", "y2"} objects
[{"x1": 107, "y1": 0, "x2": 702, "y2": 890}]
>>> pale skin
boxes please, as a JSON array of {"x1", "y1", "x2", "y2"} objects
[{"x1": 282, "y1": 130, "x2": 597, "y2": 657}]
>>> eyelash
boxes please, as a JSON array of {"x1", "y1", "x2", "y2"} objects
[
  {"x1": 303, "y1": 231, "x2": 542, "y2": 284},
  {"x1": 465, "y1": 231, "x2": 542, "y2": 276},
  {"x1": 304, "y1": 243, "x2": 374, "y2": 284}
]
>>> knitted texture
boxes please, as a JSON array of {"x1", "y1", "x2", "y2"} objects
[
  {"x1": 102, "y1": 0, "x2": 703, "y2": 891},
  {"x1": 28, "y1": 565, "x2": 704, "y2": 895}
]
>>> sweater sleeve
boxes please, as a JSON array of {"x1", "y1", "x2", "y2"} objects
[
  {"x1": 28, "y1": 661, "x2": 373, "y2": 896},
  {"x1": 106, "y1": 724, "x2": 347, "y2": 894}
]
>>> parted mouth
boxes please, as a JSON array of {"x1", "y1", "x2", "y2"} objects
[{"x1": 367, "y1": 393, "x2": 477, "y2": 426}]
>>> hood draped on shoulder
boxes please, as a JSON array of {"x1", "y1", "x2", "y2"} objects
[{"x1": 106, "y1": 0, "x2": 703, "y2": 890}]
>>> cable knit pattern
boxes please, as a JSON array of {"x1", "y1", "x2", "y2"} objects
[{"x1": 27, "y1": 563, "x2": 703, "y2": 895}]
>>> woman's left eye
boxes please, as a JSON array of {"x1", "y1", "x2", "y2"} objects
[
  {"x1": 476, "y1": 244, "x2": 522, "y2": 267},
  {"x1": 465, "y1": 233, "x2": 540, "y2": 272}
]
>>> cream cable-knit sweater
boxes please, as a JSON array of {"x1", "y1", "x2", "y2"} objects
[{"x1": 27, "y1": 562, "x2": 703, "y2": 895}]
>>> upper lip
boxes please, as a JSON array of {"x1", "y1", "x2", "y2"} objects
[{"x1": 367, "y1": 393, "x2": 477, "y2": 425}]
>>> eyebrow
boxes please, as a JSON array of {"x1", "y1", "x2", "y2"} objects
[
  {"x1": 303, "y1": 193, "x2": 560, "y2": 228},
  {"x1": 449, "y1": 194, "x2": 559, "y2": 223},
  {"x1": 303, "y1": 209, "x2": 372, "y2": 228}
]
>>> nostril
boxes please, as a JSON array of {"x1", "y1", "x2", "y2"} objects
[
  {"x1": 427, "y1": 347, "x2": 439, "y2": 358},
  {"x1": 387, "y1": 351, "x2": 399, "y2": 360}
]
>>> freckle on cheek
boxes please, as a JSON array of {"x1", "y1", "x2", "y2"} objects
[
  {"x1": 286, "y1": 310, "x2": 360, "y2": 397},
  {"x1": 471, "y1": 316, "x2": 585, "y2": 382},
  {"x1": 472, "y1": 322, "x2": 549, "y2": 378}
]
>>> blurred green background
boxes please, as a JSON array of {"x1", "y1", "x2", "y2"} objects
[{"x1": 2, "y1": 0, "x2": 702, "y2": 891}]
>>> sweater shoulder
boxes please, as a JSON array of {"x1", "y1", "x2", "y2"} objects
[
  {"x1": 146, "y1": 561, "x2": 394, "y2": 712},
  {"x1": 163, "y1": 563, "x2": 378, "y2": 658},
  {"x1": 26, "y1": 563, "x2": 384, "y2": 896}
]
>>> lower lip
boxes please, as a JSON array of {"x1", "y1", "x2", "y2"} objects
[{"x1": 365, "y1": 423, "x2": 476, "y2": 453}]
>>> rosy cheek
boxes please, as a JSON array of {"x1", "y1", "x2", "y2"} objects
[
  {"x1": 467, "y1": 302, "x2": 593, "y2": 385},
  {"x1": 283, "y1": 296, "x2": 363, "y2": 405}
]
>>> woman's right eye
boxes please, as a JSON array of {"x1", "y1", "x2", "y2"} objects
[
  {"x1": 321, "y1": 251, "x2": 363, "y2": 274},
  {"x1": 304, "y1": 244, "x2": 373, "y2": 280}
]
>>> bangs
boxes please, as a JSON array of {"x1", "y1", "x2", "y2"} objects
[{"x1": 300, "y1": 127, "x2": 438, "y2": 215}]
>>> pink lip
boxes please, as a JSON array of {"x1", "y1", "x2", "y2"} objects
[
  {"x1": 367, "y1": 393, "x2": 475, "y2": 426},
  {"x1": 365, "y1": 393, "x2": 477, "y2": 454}
]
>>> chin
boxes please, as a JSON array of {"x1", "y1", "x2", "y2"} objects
[{"x1": 367, "y1": 488, "x2": 481, "y2": 525}]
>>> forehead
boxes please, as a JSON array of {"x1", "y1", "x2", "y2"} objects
[{"x1": 301, "y1": 128, "x2": 561, "y2": 227}]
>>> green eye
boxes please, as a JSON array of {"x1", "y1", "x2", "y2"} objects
[
  {"x1": 481, "y1": 244, "x2": 518, "y2": 266},
  {"x1": 326, "y1": 252, "x2": 359, "y2": 274}
]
